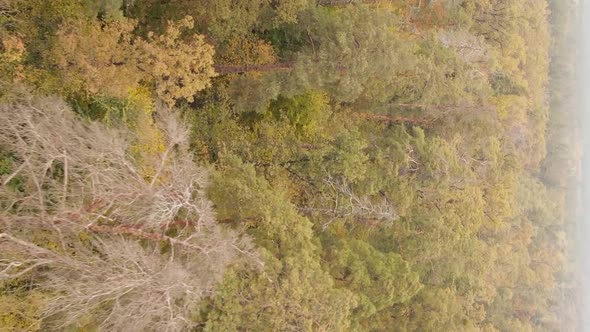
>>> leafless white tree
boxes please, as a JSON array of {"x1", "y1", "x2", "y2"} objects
[
  {"x1": 439, "y1": 29, "x2": 490, "y2": 79},
  {"x1": 0, "y1": 93, "x2": 258, "y2": 331},
  {"x1": 299, "y1": 174, "x2": 397, "y2": 230},
  {"x1": 439, "y1": 29, "x2": 489, "y2": 65},
  {"x1": 325, "y1": 177, "x2": 396, "y2": 221}
]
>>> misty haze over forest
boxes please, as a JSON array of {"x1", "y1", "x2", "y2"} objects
[{"x1": 579, "y1": 0, "x2": 590, "y2": 330}]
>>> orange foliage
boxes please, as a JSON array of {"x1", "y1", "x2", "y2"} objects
[{"x1": 216, "y1": 34, "x2": 277, "y2": 66}]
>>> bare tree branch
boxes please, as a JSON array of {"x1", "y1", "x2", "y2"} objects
[{"x1": 0, "y1": 94, "x2": 259, "y2": 331}]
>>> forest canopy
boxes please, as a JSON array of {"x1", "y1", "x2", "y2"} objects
[{"x1": 0, "y1": 0, "x2": 581, "y2": 331}]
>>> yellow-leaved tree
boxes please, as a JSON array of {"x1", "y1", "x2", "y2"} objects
[
  {"x1": 138, "y1": 16, "x2": 216, "y2": 106},
  {"x1": 50, "y1": 15, "x2": 215, "y2": 106}
]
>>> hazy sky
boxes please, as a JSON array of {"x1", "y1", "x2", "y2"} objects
[{"x1": 580, "y1": 0, "x2": 590, "y2": 329}]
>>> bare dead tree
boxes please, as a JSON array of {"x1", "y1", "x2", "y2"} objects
[
  {"x1": 438, "y1": 29, "x2": 490, "y2": 79},
  {"x1": 439, "y1": 30, "x2": 489, "y2": 63},
  {"x1": 325, "y1": 176, "x2": 397, "y2": 222},
  {"x1": 298, "y1": 174, "x2": 397, "y2": 230},
  {"x1": 0, "y1": 93, "x2": 259, "y2": 331}
]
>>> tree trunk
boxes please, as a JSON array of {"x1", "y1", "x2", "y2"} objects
[
  {"x1": 392, "y1": 103, "x2": 485, "y2": 113},
  {"x1": 318, "y1": 0, "x2": 388, "y2": 6},
  {"x1": 214, "y1": 62, "x2": 294, "y2": 75},
  {"x1": 354, "y1": 112, "x2": 433, "y2": 127}
]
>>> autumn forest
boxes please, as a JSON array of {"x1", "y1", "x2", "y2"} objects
[{"x1": 0, "y1": 0, "x2": 582, "y2": 331}]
